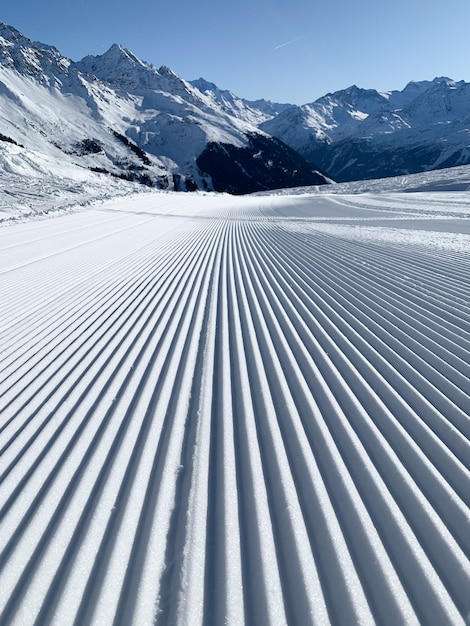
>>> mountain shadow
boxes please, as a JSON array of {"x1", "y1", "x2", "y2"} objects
[{"x1": 197, "y1": 133, "x2": 329, "y2": 194}]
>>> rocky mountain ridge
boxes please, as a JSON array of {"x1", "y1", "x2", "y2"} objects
[
  {"x1": 2, "y1": 21, "x2": 469, "y2": 189},
  {"x1": 261, "y1": 77, "x2": 470, "y2": 181},
  {"x1": 0, "y1": 23, "x2": 328, "y2": 193}
]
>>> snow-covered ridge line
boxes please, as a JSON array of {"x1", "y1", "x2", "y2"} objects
[
  {"x1": 3, "y1": 20, "x2": 470, "y2": 192},
  {"x1": 258, "y1": 162, "x2": 470, "y2": 196},
  {"x1": 0, "y1": 192, "x2": 469, "y2": 625},
  {"x1": 261, "y1": 77, "x2": 470, "y2": 182},
  {"x1": 0, "y1": 22, "x2": 327, "y2": 195}
]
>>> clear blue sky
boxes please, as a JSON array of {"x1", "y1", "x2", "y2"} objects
[{"x1": 2, "y1": 0, "x2": 470, "y2": 105}]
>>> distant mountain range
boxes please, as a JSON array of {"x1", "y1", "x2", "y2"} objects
[
  {"x1": 261, "y1": 79, "x2": 470, "y2": 182},
  {"x1": 1, "y1": 22, "x2": 470, "y2": 192}
]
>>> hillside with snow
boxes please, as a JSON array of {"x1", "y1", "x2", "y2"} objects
[
  {"x1": 189, "y1": 77, "x2": 294, "y2": 126},
  {"x1": 261, "y1": 78, "x2": 470, "y2": 182},
  {"x1": 3, "y1": 21, "x2": 470, "y2": 191},
  {"x1": 0, "y1": 23, "x2": 327, "y2": 195}
]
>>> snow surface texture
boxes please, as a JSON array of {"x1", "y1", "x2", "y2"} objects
[
  {"x1": 1, "y1": 173, "x2": 469, "y2": 625},
  {"x1": 0, "y1": 143, "x2": 149, "y2": 224}
]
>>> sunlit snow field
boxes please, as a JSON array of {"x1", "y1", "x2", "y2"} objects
[{"x1": 1, "y1": 167, "x2": 470, "y2": 625}]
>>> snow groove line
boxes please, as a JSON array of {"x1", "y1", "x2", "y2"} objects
[
  {"x1": 202, "y1": 225, "x2": 245, "y2": 625},
  {"x1": 282, "y1": 227, "x2": 470, "y2": 373},
  {"x1": 0, "y1": 217, "x2": 182, "y2": 347},
  {"x1": 85, "y1": 221, "x2": 226, "y2": 626},
  {"x1": 323, "y1": 228, "x2": 470, "y2": 291},
  {"x1": 0, "y1": 220, "x2": 221, "y2": 506},
  {"x1": 0, "y1": 231, "x2": 186, "y2": 403},
  {"x1": 283, "y1": 226, "x2": 470, "y2": 358},
  {"x1": 2, "y1": 218, "x2": 226, "y2": 624},
  {"x1": 263, "y1": 224, "x2": 470, "y2": 438},
  {"x1": 303, "y1": 263, "x2": 470, "y2": 387},
  {"x1": 223, "y1": 224, "x2": 288, "y2": 625},
  {"x1": 0, "y1": 224, "x2": 211, "y2": 464},
  {"x1": 0, "y1": 214, "x2": 159, "y2": 276},
  {"x1": 234, "y1": 221, "x2": 420, "y2": 624},
  {"x1": 0, "y1": 207, "x2": 143, "y2": 240},
  {"x1": 285, "y1": 225, "x2": 470, "y2": 332},
  {"x1": 34, "y1": 222, "x2": 226, "y2": 626},
  {"x1": 0, "y1": 211, "x2": 134, "y2": 252},
  {"x1": 0, "y1": 214, "x2": 184, "y2": 334},
  {"x1": 1, "y1": 197, "x2": 469, "y2": 625},
  {"x1": 247, "y1": 224, "x2": 470, "y2": 509},
  {"x1": 239, "y1": 219, "x2": 468, "y2": 610},
  {"x1": 0, "y1": 221, "x2": 206, "y2": 431},
  {"x1": 285, "y1": 222, "x2": 470, "y2": 323},
  {"x1": 230, "y1": 222, "x2": 378, "y2": 625},
  {"x1": 0, "y1": 219, "x2": 217, "y2": 498},
  {"x1": 232, "y1": 222, "x2": 329, "y2": 624},
  {"x1": 264, "y1": 223, "x2": 470, "y2": 428},
  {"x1": 164, "y1": 223, "x2": 229, "y2": 626}
]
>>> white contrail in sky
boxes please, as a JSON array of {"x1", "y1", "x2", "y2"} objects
[{"x1": 274, "y1": 29, "x2": 317, "y2": 50}]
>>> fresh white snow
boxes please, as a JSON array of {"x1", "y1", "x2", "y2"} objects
[{"x1": 1, "y1": 172, "x2": 470, "y2": 625}]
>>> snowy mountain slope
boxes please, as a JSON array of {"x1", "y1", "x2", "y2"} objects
[
  {"x1": 261, "y1": 77, "x2": 470, "y2": 182},
  {"x1": 3, "y1": 146, "x2": 470, "y2": 226},
  {"x1": 0, "y1": 23, "x2": 328, "y2": 194},
  {"x1": 0, "y1": 24, "x2": 174, "y2": 188},
  {"x1": 5, "y1": 21, "x2": 470, "y2": 193},
  {"x1": 0, "y1": 140, "x2": 160, "y2": 224},
  {"x1": 74, "y1": 45, "x2": 327, "y2": 192},
  {"x1": 190, "y1": 77, "x2": 294, "y2": 126},
  {"x1": 258, "y1": 162, "x2": 470, "y2": 197},
  {"x1": 1, "y1": 190, "x2": 469, "y2": 625}
]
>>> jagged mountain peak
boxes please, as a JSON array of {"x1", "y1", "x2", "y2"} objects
[
  {"x1": 158, "y1": 64, "x2": 178, "y2": 77},
  {"x1": 262, "y1": 75, "x2": 470, "y2": 182},
  {"x1": 424, "y1": 76, "x2": 467, "y2": 94},
  {"x1": 336, "y1": 84, "x2": 382, "y2": 99},
  {"x1": 75, "y1": 44, "x2": 161, "y2": 89},
  {"x1": 191, "y1": 77, "x2": 218, "y2": 92},
  {"x1": 101, "y1": 43, "x2": 148, "y2": 69},
  {"x1": 402, "y1": 76, "x2": 470, "y2": 120},
  {"x1": 155, "y1": 64, "x2": 199, "y2": 96},
  {"x1": 0, "y1": 21, "x2": 328, "y2": 194},
  {"x1": 0, "y1": 22, "x2": 71, "y2": 85},
  {"x1": 316, "y1": 84, "x2": 388, "y2": 116},
  {"x1": 429, "y1": 76, "x2": 461, "y2": 87},
  {"x1": 190, "y1": 77, "x2": 294, "y2": 125},
  {"x1": 75, "y1": 46, "x2": 203, "y2": 102},
  {"x1": 0, "y1": 22, "x2": 62, "y2": 59},
  {"x1": 0, "y1": 22, "x2": 26, "y2": 43}
]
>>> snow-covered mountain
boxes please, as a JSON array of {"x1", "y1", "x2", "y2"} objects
[
  {"x1": 189, "y1": 77, "x2": 293, "y2": 126},
  {"x1": 4, "y1": 21, "x2": 470, "y2": 191},
  {"x1": 0, "y1": 23, "x2": 328, "y2": 194},
  {"x1": 260, "y1": 78, "x2": 470, "y2": 182}
]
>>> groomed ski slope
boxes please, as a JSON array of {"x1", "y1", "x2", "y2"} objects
[{"x1": 1, "y1": 191, "x2": 469, "y2": 625}]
